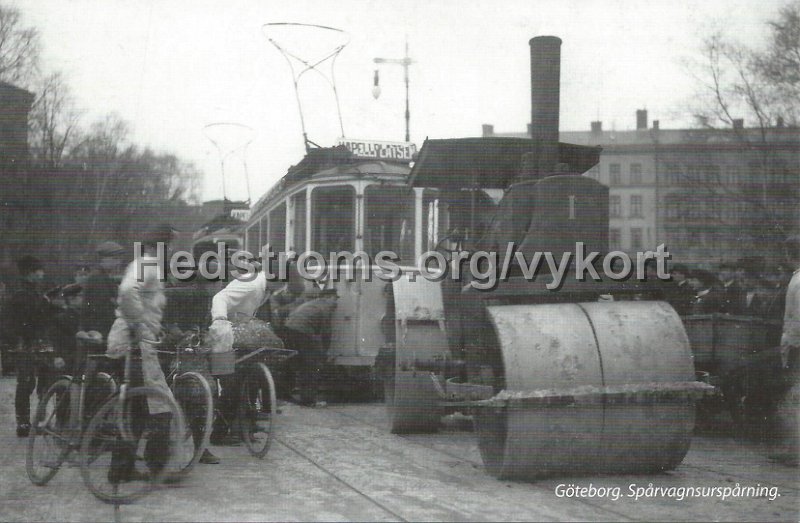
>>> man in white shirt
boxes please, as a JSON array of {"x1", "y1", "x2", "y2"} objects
[
  {"x1": 105, "y1": 224, "x2": 178, "y2": 483},
  {"x1": 208, "y1": 259, "x2": 303, "y2": 444}
]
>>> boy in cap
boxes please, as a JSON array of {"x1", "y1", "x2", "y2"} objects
[{"x1": 9, "y1": 256, "x2": 54, "y2": 437}]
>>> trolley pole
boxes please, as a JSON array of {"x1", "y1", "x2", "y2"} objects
[{"x1": 373, "y1": 40, "x2": 414, "y2": 143}]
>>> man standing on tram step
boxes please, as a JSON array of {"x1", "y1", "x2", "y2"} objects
[
  {"x1": 105, "y1": 224, "x2": 178, "y2": 483},
  {"x1": 82, "y1": 241, "x2": 126, "y2": 340},
  {"x1": 282, "y1": 288, "x2": 339, "y2": 407},
  {"x1": 9, "y1": 255, "x2": 58, "y2": 438}
]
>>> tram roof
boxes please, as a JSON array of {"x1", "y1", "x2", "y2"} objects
[
  {"x1": 408, "y1": 137, "x2": 601, "y2": 190},
  {"x1": 251, "y1": 146, "x2": 411, "y2": 215}
]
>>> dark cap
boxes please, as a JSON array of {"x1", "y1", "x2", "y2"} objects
[
  {"x1": 692, "y1": 269, "x2": 720, "y2": 289},
  {"x1": 142, "y1": 224, "x2": 179, "y2": 247},
  {"x1": 17, "y1": 255, "x2": 44, "y2": 276},
  {"x1": 96, "y1": 241, "x2": 125, "y2": 257}
]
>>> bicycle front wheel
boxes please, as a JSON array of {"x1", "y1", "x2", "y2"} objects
[
  {"x1": 239, "y1": 363, "x2": 277, "y2": 458},
  {"x1": 27, "y1": 378, "x2": 73, "y2": 485},
  {"x1": 169, "y1": 371, "x2": 214, "y2": 478},
  {"x1": 79, "y1": 386, "x2": 185, "y2": 505}
]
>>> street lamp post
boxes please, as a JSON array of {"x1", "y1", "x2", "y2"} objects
[{"x1": 373, "y1": 41, "x2": 414, "y2": 143}]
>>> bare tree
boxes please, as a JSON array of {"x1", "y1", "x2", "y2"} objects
[
  {"x1": 28, "y1": 71, "x2": 82, "y2": 167},
  {"x1": 0, "y1": 5, "x2": 39, "y2": 85},
  {"x1": 757, "y1": 1, "x2": 800, "y2": 124},
  {"x1": 684, "y1": 8, "x2": 800, "y2": 253}
]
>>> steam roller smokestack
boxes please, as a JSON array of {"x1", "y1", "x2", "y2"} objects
[{"x1": 530, "y1": 36, "x2": 561, "y2": 176}]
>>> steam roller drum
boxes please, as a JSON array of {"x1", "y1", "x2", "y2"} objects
[{"x1": 474, "y1": 301, "x2": 696, "y2": 480}]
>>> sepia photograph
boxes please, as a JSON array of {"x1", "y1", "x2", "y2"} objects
[{"x1": 0, "y1": 1, "x2": 798, "y2": 521}]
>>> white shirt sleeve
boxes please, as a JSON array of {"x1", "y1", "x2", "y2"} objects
[{"x1": 211, "y1": 272, "x2": 268, "y2": 320}]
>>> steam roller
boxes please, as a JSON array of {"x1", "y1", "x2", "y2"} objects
[{"x1": 383, "y1": 35, "x2": 713, "y2": 480}]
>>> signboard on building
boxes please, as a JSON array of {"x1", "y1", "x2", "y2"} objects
[{"x1": 337, "y1": 137, "x2": 417, "y2": 161}]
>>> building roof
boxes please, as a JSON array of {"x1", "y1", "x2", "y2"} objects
[{"x1": 488, "y1": 126, "x2": 800, "y2": 150}]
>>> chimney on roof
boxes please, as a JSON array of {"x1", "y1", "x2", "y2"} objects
[
  {"x1": 776, "y1": 116, "x2": 785, "y2": 128},
  {"x1": 591, "y1": 121, "x2": 602, "y2": 133},
  {"x1": 636, "y1": 109, "x2": 648, "y2": 130},
  {"x1": 732, "y1": 118, "x2": 744, "y2": 130},
  {"x1": 482, "y1": 124, "x2": 494, "y2": 137},
  {"x1": 652, "y1": 120, "x2": 660, "y2": 130}
]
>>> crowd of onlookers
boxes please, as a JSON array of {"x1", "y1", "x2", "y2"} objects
[{"x1": 663, "y1": 259, "x2": 790, "y2": 321}]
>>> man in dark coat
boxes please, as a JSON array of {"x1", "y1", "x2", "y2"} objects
[
  {"x1": 82, "y1": 241, "x2": 126, "y2": 339},
  {"x1": 665, "y1": 264, "x2": 695, "y2": 316},
  {"x1": 282, "y1": 288, "x2": 339, "y2": 406},
  {"x1": 9, "y1": 256, "x2": 55, "y2": 437},
  {"x1": 689, "y1": 269, "x2": 724, "y2": 315},
  {"x1": 718, "y1": 262, "x2": 746, "y2": 315}
]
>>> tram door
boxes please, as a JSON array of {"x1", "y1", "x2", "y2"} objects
[{"x1": 321, "y1": 183, "x2": 415, "y2": 367}]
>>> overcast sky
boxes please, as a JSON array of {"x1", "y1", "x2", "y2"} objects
[{"x1": 21, "y1": 0, "x2": 786, "y2": 203}]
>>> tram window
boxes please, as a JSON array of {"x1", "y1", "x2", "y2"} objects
[
  {"x1": 246, "y1": 225, "x2": 258, "y2": 254},
  {"x1": 259, "y1": 216, "x2": 268, "y2": 250},
  {"x1": 268, "y1": 203, "x2": 286, "y2": 253},
  {"x1": 364, "y1": 185, "x2": 414, "y2": 262},
  {"x1": 311, "y1": 186, "x2": 355, "y2": 254},
  {"x1": 292, "y1": 191, "x2": 307, "y2": 253},
  {"x1": 422, "y1": 188, "x2": 496, "y2": 251}
]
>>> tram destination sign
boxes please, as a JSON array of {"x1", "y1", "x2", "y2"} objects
[{"x1": 337, "y1": 137, "x2": 417, "y2": 161}]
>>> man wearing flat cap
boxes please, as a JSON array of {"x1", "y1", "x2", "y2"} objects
[{"x1": 82, "y1": 241, "x2": 126, "y2": 340}]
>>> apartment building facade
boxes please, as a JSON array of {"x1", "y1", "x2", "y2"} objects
[{"x1": 482, "y1": 110, "x2": 800, "y2": 267}]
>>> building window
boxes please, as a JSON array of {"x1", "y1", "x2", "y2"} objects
[
  {"x1": 663, "y1": 163, "x2": 680, "y2": 186},
  {"x1": 609, "y1": 228, "x2": 621, "y2": 249},
  {"x1": 725, "y1": 165, "x2": 740, "y2": 186},
  {"x1": 704, "y1": 165, "x2": 721, "y2": 185},
  {"x1": 630, "y1": 195, "x2": 643, "y2": 218},
  {"x1": 609, "y1": 195, "x2": 622, "y2": 217},
  {"x1": 630, "y1": 163, "x2": 642, "y2": 184},
  {"x1": 630, "y1": 228, "x2": 643, "y2": 249},
  {"x1": 609, "y1": 164, "x2": 622, "y2": 186}
]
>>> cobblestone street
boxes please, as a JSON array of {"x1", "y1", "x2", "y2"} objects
[{"x1": 1, "y1": 377, "x2": 797, "y2": 522}]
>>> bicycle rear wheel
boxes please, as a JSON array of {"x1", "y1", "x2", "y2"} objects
[
  {"x1": 27, "y1": 378, "x2": 72, "y2": 485},
  {"x1": 169, "y1": 371, "x2": 214, "y2": 478},
  {"x1": 239, "y1": 363, "x2": 277, "y2": 458},
  {"x1": 83, "y1": 372, "x2": 117, "y2": 427},
  {"x1": 79, "y1": 386, "x2": 185, "y2": 505}
]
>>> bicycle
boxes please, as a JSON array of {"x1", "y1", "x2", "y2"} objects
[
  {"x1": 158, "y1": 343, "x2": 214, "y2": 478},
  {"x1": 76, "y1": 339, "x2": 186, "y2": 505},
  {"x1": 26, "y1": 339, "x2": 117, "y2": 486},
  {"x1": 211, "y1": 346, "x2": 296, "y2": 458}
]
